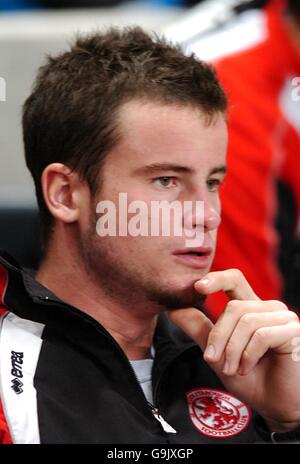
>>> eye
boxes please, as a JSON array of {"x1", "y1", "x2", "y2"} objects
[
  {"x1": 152, "y1": 176, "x2": 177, "y2": 189},
  {"x1": 207, "y1": 178, "x2": 222, "y2": 192}
]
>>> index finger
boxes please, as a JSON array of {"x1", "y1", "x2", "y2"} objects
[{"x1": 194, "y1": 269, "x2": 260, "y2": 301}]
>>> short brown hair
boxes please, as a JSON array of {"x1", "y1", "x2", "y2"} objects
[{"x1": 22, "y1": 26, "x2": 227, "y2": 246}]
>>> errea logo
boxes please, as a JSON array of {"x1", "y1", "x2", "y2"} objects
[
  {"x1": 11, "y1": 351, "x2": 24, "y2": 394},
  {"x1": 11, "y1": 378, "x2": 23, "y2": 395}
]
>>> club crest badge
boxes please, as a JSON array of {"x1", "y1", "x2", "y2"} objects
[{"x1": 187, "y1": 388, "x2": 251, "y2": 438}]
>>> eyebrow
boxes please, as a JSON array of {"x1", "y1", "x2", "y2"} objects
[
  {"x1": 209, "y1": 165, "x2": 227, "y2": 176},
  {"x1": 133, "y1": 163, "x2": 227, "y2": 176}
]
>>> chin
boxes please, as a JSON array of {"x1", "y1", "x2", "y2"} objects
[{"x1": 148, "y1": 279, "x2": 206, "y2": 310}]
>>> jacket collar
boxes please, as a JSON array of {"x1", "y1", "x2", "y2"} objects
[
  {"x1": 0, "y1": 249, "x2": 60, "y2": 302},
  {"x1": 0, "y1": 249, "x2": 196, "y2": 354}
]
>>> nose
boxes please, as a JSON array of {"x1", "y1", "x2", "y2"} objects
[
  {"x1": 203, "y1": 202, "x2": 221, "y2": 231},
  {"x1": 183, "y1": 191, "x2": 221, "y2": 233}
]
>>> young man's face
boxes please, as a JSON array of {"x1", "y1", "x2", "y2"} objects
[{"x1": 80, "y1": 100, "x2": 228, "y2": 310}]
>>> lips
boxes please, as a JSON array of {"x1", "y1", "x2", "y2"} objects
[
  {"x1": 173, "y1": 247, "x2": 213, "y2": 256},
  {"x1": 172, "y1": 247, "x2": 213, "y2": 269}
]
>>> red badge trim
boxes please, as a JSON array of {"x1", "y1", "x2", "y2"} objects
[{"x1": 186, "y1": 387, "x2": 251, "y2": 438}]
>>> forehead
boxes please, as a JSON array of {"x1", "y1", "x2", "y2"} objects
[{"x1": 112, "y1": 100, "x2": 228, "y2": 171}]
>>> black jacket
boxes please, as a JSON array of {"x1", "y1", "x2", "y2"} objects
[{"x1": 0, "y1": 250, "x2": 299, "y2": 444}]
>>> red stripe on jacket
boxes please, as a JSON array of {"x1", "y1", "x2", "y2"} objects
[
  {"x1": 0, "y1": 265, "x2": 12, "y2": 443},
  {"x1": 0, "y1": 398, "x2": 12, "y2": 444},
  {"x1": 0, "y1": 264, "x2": 8, "y2": 316}
]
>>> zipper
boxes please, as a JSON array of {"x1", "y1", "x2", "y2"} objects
[
  {"x1": 125, "y1": 358, "x2": 177, "y2": 435},
  {"x1": 147, "y1": 402, "x2": 177, "y2": 434},
  {"x1": 36, "y1": 295, "x2": 195, "y2": 435},
  {"x1": 150, "y1": 344, "x2": 198, "y2": 432}
]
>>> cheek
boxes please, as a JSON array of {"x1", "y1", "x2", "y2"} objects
[
  {"x1": 114, "y1": 236, "x2": 169, "y2": 265},
  {"x1": 77, "y1": 197, "x2": 95, "y2": 233},
  {"x1": 210, "y1": 196, "x2": 222, "y2": 223}
]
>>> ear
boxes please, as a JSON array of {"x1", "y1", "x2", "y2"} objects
[{"x1": 41, "y1": 163, "x2": 86, "y2": 224}]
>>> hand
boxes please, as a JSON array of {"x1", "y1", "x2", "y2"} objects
[{"x1": 168, "y1": 269, "x2": 300, "y2": 431}]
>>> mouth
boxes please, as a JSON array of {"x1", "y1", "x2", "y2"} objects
[{"x1": 172, "y1": 247, "x2": 213, "y2": 269}]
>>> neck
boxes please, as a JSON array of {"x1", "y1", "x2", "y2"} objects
[{"x1": 37, "y1": 235, "x2": 161, "y2": 360}]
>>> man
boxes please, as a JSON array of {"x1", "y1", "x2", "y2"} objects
[
  {"x1": 166, "y1": 0, "x2": 300, "y2": 318},
  {"x1": 0, "y1": 27, "x2": 300, "y2": 444}
]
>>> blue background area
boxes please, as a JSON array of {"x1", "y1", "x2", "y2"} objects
[
  {"x1": 0, "y1": 0, "x2": 38, "y2": 10},
  {"x1": 139, "y1": 0, "x2": 184, "y2": 5},
  {"x1": 0, "y1": 0, "x2": 185, "y2": 11}
]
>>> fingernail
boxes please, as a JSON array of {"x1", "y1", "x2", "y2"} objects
[
  {"x1": 204, "y1": 344, "x2": 216, "y2": 360},
  {"x1": 222, "y1": 360, "x2": 230, "y2": 375},
  {"x1": 199, "y1": 278, "x2": 210, "y2": 286}
]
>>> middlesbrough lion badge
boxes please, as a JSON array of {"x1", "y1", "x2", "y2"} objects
[{"x1": 187, "y1": 388, "x2": 251, "y2": 438}]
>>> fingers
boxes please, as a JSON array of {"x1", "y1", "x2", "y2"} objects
[
  {"x1": 172, "y1": 269, "x2": 300, "y2": 382},
  {"x1": 167, "y1": 307, "x2": 213, "y2": 352},
  {"x1": 215, "y1": 310, "x2": 299, "y2": 376},
  {"x1": 239, "y1": 321, "x2": 300, "y2": 376},
  {"x1": 195, "y1": 269, "x2": 260, "y2": 301},
  {"x1": 204, "y1": 299, "x2": 290, "y2": 364}
]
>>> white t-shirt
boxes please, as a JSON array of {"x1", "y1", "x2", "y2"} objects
[
  {"x1": 130, "y1": 356, "x2": 177, "y2": 434},
  {"x1": 130, "y1": 358, "x2": 154, "y2": 405}
]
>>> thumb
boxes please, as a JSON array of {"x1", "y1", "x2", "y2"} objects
[{"x1": 167, "y1": 307, "x2": 214, "y2": 352}]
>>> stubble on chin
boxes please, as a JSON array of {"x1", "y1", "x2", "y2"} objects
[{"x1": 147, "y1": 285, "x2": 207, "y2": 312}]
